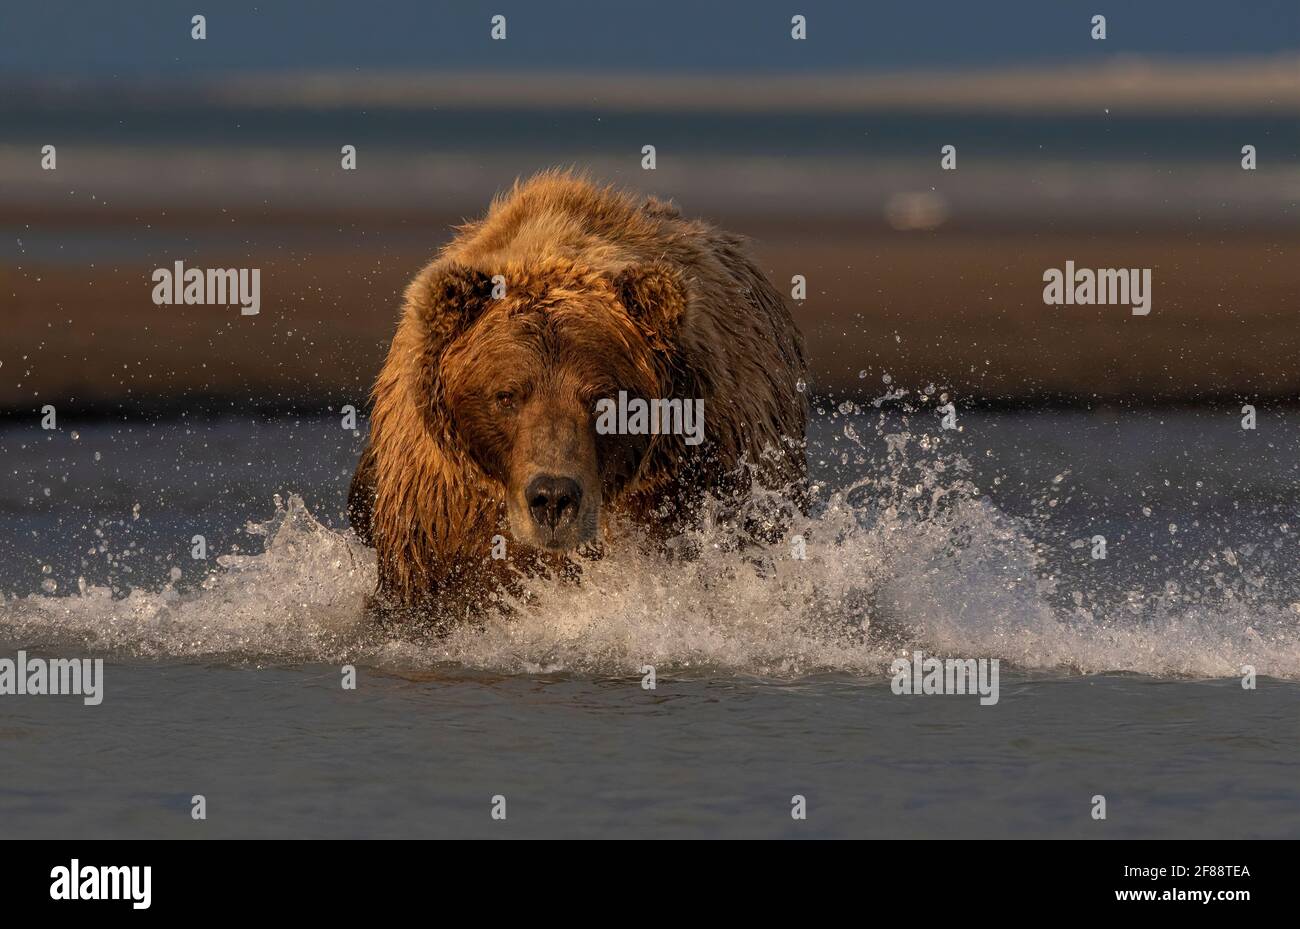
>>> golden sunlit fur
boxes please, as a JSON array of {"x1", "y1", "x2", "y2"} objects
[{"x1": 349, "y1": 169, "x2": 807, "y2": 616}]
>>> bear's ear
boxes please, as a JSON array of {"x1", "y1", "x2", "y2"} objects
[
  {"x1": 413, "y1": 263, "x2": 496, "y2": 353},
  {"x1": 612, "y1": 263, "x2": 687, "y2": 342}
]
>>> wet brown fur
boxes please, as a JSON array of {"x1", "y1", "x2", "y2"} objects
[{"x1": 349, "y1": 169, "x2": 807, "y2": 615}]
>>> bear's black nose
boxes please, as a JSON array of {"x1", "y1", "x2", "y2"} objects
[{"x1": 526, "y1": 475, "x2": 583, "y2": 530}]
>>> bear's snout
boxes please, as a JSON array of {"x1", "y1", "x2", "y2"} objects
[
  {"x1": 503, "y1": 398, "x2": 603, "y2": 553},
  {"x1": 508, "y1": 462, "x2": 599, "y2": 552},
  {"x1": 526, "y1": 474, "x2": 583, "y2": 532}
]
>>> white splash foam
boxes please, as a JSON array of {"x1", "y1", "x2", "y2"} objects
[
  {"x1": 2, "y1": 440, "x2": 1298, "y2": 681},
  {"x1": 0, "y1": 495, "x2": 375, "y2": 662}
]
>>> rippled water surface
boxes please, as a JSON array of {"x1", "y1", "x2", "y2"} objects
[{"x1": 2, "y1": 406, "x2": 1298, "y2": 837}]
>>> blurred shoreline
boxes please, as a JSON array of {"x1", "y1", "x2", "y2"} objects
[
  {"x1": 4, "y1": 224, "x2": 1297, "y2": 415},
  {"x1": 8, "y1": 57, "x2": 1300, "y2": 112},
  {"x1": 3, "y1": 57, "x2": 1297, "y2": 414},
  {"x1": 4, "y1": 150, "x2": 1297, "y2": 226}
]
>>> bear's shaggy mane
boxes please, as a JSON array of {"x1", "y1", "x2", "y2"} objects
[{"x1": 350, "y1": 169, "x2": 807, "y2": 612}]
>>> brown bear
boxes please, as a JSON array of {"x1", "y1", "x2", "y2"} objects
[{"x1": 348, "y1": 169, "x2": 807, "y2": 616}]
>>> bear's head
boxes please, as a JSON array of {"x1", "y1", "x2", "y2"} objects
[{"x1": 406, "y1": 257, "x2": 687, "y2": 554}]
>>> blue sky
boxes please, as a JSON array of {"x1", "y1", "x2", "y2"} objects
[{"x1": 1, "y1": 0, "x2": 1295, "y2": 76}]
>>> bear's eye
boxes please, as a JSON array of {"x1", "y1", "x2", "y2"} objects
[{"x1": 494, "y1": 390, "x2": 516, "y2": 410}]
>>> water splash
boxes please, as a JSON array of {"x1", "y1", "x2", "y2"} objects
[
  {"x1": 1, "y1": 495, "x2": 374, "y2": 662},
  {"x1": 2, "y1": 418, "x2": 1298, "y2": 681}
]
